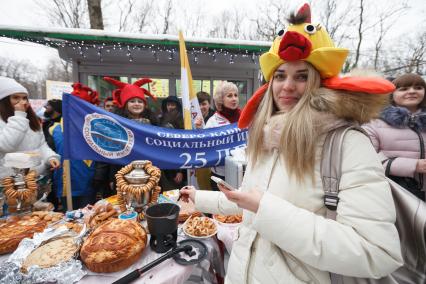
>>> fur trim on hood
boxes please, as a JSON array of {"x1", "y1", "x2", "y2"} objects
[
  {"x1": 309, "y1": 87, "x2": 389, "y2": 124},
  {"x1": 381, "y1": 106, "x2": 426, "y2": 130}
]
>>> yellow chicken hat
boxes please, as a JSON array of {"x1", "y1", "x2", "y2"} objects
[
  {"x1": 238, "y1": 3, "x2": 395, "y2": 129},
  {"x1": 260, "y1": 3, "x2": 348, "y2": 81}
]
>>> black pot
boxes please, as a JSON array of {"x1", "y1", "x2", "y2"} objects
[{"x1": 145, "y1": 203, "x2": 180, "y2": 236}]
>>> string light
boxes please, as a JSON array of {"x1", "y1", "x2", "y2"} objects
[
  {"x1": 0, "y1": 34, "x2": 265, "y2": 64},
  {"x1": 229, "y1": 54, "x2": 234, "y2": 64}
]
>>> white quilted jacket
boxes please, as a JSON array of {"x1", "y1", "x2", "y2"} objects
[
  {"x1": 195, "y1": 130, "x2": 403, "y2": 284},
  {"x1": 0, "y1": 111, "x2": 59, "y2": 178}
]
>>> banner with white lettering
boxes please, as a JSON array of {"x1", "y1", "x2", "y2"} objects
[{"x1": 62, "y1": 94, "x2": 247, "y2": 169}]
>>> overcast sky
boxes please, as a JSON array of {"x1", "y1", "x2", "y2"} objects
[{"x1": 0, "y1": 0, "x2": 425, "y2": 70}]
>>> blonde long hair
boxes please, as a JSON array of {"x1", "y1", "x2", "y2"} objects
[{"x1": 247, "y1": 62, "x2": 321, "y2": 183}]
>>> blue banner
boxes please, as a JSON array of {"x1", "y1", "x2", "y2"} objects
[{"x1": 62, "y1": 94, "x2": 248, "y2": 169}]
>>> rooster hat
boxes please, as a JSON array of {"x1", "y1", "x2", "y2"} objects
[
  {"x1": 238, "y1": 3, "x2": 395, "y2": 129},
  {"x1": 71, "y1": 83, "x2": 100, "y2": 105},
  {"x1": 103, "y1": 77, "x2": 156, "y2": 108}
]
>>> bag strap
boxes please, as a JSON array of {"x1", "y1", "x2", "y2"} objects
[
  {"x1": 320, "y1": 125, "x2": 368, "y2": 219},
  {"x1": 320, "y1": 125, "x2": 368, "y2": 284},
  {"x1": 385, "y1": 157, "x2": 396, "y2": 176},
  {"x1": 409, "y1": 124, "x2": 424, "y2": 189}
]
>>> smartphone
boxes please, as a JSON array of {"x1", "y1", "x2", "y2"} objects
[{"x1": 210, "y1": 176, "x2": 236, "y2": 191}]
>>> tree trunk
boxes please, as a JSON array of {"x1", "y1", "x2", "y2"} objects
[
  {"x1": 87, "y1": 0, "x2": 104, "y2": 30},
  {"x1": 352, "y1": 0, "x2": 364, "y2": 69}
]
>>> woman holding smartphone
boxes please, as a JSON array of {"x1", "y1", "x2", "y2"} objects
[{"x1": 180, "y1": 4, "x2": 402, "y2": 283}]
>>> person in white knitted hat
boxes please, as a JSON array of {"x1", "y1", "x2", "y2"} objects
[{"x1": 0, "y1": 76, "x2": 60, "y2": 178}]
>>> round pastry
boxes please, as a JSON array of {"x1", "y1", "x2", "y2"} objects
[
  {"x1": 21, "y1": 237, "x2": 78, "y2": 272},
  {"x1": 80, "y1": 219, "x2": 147, "y2": 273}
]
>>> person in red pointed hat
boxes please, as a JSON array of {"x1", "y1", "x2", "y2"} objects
[
  {"x1": 180, "y1": 3, "x2": 403, "y2": 282},
  {"x1": 71, "y1": 82, "x2": 100, "y2": 105},
  {"x1": 91, "y1": 77, "x2": 159, "y2": 199},
  {"x1": 103, "y1": 77, "x2": 158, "y2": 125}
]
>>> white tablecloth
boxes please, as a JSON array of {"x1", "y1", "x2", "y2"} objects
[{"x1": 0, "y1": 231, "x2": 224, "y2": 284}]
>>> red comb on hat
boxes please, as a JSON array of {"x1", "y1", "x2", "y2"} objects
[
  {"x1": 71, "y1": 83, "x2": 100, "y2": 105},
  {"x1": 297, "y1": 3, "x2": 311, "y2": 23},
  {"x1": 103, "y1": 77, "x2": 156, "y2": 108}
]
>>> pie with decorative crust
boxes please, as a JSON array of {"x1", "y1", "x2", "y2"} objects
[
  {"x1": 0, "y1": 212, "x2": 64, "y2": 255},
  {"x1": 80, "y1": 219, "x2": 147, "y2": 273},
  {"x1": 0, "y1": 216, "x2": 47, "y2": 254}
]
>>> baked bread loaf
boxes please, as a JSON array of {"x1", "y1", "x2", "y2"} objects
[
  {"x1": 21, "y1": 237, "x2": 78, "y2": 272},
  {"x1": 0, "y1": 216, "x2": 47, "y2": 254},
  {"x1": 80, "y1": 219, "x2": 147, "y2": 273}
]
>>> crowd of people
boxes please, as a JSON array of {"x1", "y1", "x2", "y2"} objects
[
  {"x1": 0, "y1": 3, "x2": 425, "y2": 283},
  {"x1": 0, "y1": 73, "x2": 243, "y2": 210}
]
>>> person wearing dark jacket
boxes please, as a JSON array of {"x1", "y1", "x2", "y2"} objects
[
  {"x1": 158, "y1": 96, "x2": 187, "y2": 191},
  {"x1": 51, "y1": 83, "x2": 98, "y2": 210},
  {"x1": 41, "y1": 99, "x2": 62, "y2": 209},
  {"x1": 42, "y1": 99, "x2": 62, "y2": 151},
  {"x1": 197, "y1": 91, "x2": 215, "y2": 123}
]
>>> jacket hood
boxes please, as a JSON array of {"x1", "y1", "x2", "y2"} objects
[
  {"x1": 161, "y1": 96, "x2": 182, "y2": 113},
  {"x1": 309, "y1": 87, "x2": 388, "y2": 125},
  {"x1": 381, "y1": 106, "x2": 426, "y2": 130}
]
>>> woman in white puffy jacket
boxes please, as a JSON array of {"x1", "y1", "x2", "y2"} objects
[
  {"x1": 0, "y1": 77, "x2": 60, "y2": 179},
  {"x1": 180, "y1": 4, "x2": 402, "y2": 284}
]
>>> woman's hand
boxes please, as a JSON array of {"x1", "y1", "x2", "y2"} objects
[
  {"x1": 14, "y1": 100, "x2": 29, "y2": 112},
  {"x1": 416, "y1": 159, "x2": 426, "y2": 173},
  {"x1": 194, "y1": 116, "x2": 203, "y2": 129},
  {"x1": 179, "y1": 185, "x2": 196, "y2": 203},
  {"x1": 49, "y1": 158, "x2": 61, "y2": 170},
  {"x1": 218, "y1": 184, "x2": 263, "y2": 213}
]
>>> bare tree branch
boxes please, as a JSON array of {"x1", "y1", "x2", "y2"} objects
[
  {"x1": 118, "y1": 0, "x2": 134, "y2": 32},
  {"x1": 135, "y1": 0, "x2": 154, "y2": 33},
  {"x1": 36, "y1": 0, "x2": 88, "y2": 28},
  {"x1": 162, "y1": 0, "x2": 173, "y2": 34}
]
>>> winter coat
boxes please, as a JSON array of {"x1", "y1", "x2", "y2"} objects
[
  {"x1": 203, "y1": 108, "x2": 215, "y2": 123},
  {"x1": 195, "y1": 128, "x2": 402, "y2": 284},
  {"x1": 158, "y1": 104, "x2": 186, "y2": 191},
  {"x1": 195, "y1": 88, "x2": 403, "y2": 283},
  {"x1": 205, "y1": 111, "x2": 231, "y2": 128},
  {"x1": 159, "y1": 109, "x2": 184, "y2": 130},
  {"x1": 50, "y1": 120, "x2": 95, "y2": 197},
  {"x1": 0, "y1": 111, "x2": 60, "y2": 179},
  {"x1": 363, "y1": 106, "x2": 426, "y2": 191},
  {"x1": 205, "y1": 112, "x2": 231, "y2": 177}
]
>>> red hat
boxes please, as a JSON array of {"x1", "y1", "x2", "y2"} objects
[
  {"x1": 71, "y1": 83, "x2": 100, "y2": 105},
  {"x1": 103, "y1": 77, "x2": 156, "y2": 108}
]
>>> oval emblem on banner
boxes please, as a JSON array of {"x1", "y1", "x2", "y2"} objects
[{"x1": 83, "y1": 113, "x2": 134, "y2": 159}]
